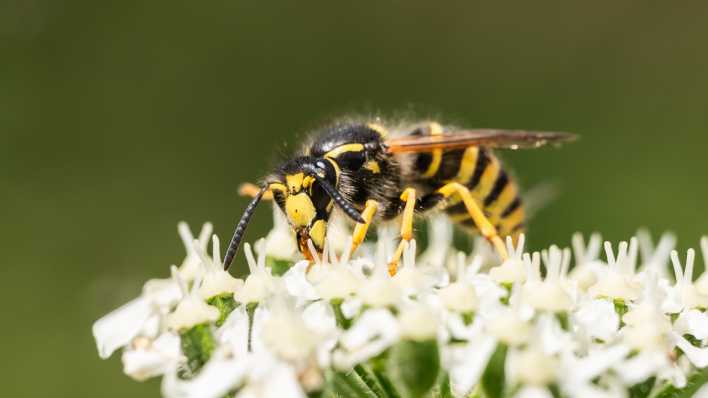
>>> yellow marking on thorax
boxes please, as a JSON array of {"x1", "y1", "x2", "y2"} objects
[
  {"x1": 309, "y1": 219, "x2": 327, "y2": 249},
  {"x1": 286, "y1": 173, "x2": 304, "y2": 193},
  {"x1": 324, "y1": 143, "x2": 364, "y2": 159},
  {"x1": 367, "y1": 122, "x2": 388, "y2": 137},
  {"x1": 421, "y1": 122, "x2": 444, "y2": 178},
  {"x1": 364, "y1": 160, "x2": 381, "y2": 173},
  {"x1": 285, "y1": 193, "x2": 316, "y2": 227},
  {"x1": 473, "y1": 156, "x2": 500, "y2": 198},
  {"x1": 455, "y1": 146, "x2": 479, "y2": 182}
]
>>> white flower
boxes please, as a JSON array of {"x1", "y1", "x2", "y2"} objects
[
  {"x1": 177, "y1": 222, "x2": 214, "y2": 281},
  {"x1": 673, "y1": 309, "x2": 708, "y2": 339},
  {"x1": 94, "y1": 219, "x2": 708, "y2": 398},
  {"x1": 122, "y1": 332, "x2": 181, "y2": 381},
  {"x1": 522, "y1": 247, "x2": 573, "y2": 313},
  {"x1": 256, "y1": 204, "x2": 299, "y2": 261},
  {"x1": 489, "y1": 235, "x2": 527, "y2": 284},
  {"x1": 569, "y1": 233, "x2": 605, "y2": 291},
  {"x1": 636, "y1": 229, "x2": 676, "y2": 279},
  {"x1": 588, "y1": 240, "x2": 640, "y2": 301},
  {"x1": 161, "y1": 350, "x2": 251, "y2": 398},
  {"x1": 673, "y1": 333, "x2": 708, "y2": 368},
  {"x1": 332, "y1": 309, "x2": 399, "y2": 369},
  {"x1": 695, "y1": 236, "x2": 708, "y2": 295},
  {"x1": 262, "y1": 299, "x2": 320, "y2": 363},
  {"x1": 666, "y1": 249, "x2": 708, "y2": 311},
  {"x1": 446, "y1": 334, "x2": 496, "y2": 396},
  {"x1": 166, "y1": 266, "x2": 219, "y2": 331},
  {"x1": 197, "y1": 236, "x2": 244, "y2": 300},
  {"x1": 510, "y1": 347, "x2": 557, "y2": 386},
  {"x1": 93, "y1": 296, "x2": 159, "y2": 359},
  {"x1": 358, "y1": 265, "x2": 403, "y2": 308},
  {"x1": 234, "y1": 242, "x2": 276, "y2": 304},
  {"x1": 573, "y1": 299, "x2": 619, "y2": 342},
  {"x1": 398, "y1": 303, "x2": 438, "y2": 341}
]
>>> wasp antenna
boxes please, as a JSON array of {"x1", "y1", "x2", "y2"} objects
[
  {"x1": 223, "y1": 184, "x2": 268, "y2": 271},
  {"x1": 303, "y1": 164, "x2": 365, "y2": 224}
]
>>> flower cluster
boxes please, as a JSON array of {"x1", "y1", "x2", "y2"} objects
[{"x1": 93, "y1": 208, "x2": 708, "y2": 398}]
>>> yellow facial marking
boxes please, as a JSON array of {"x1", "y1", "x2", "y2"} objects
[
  {"x1": 309, "y1": 219, "x2": 327, "y2": 249},
  {"x1": 286, "y1": 173, "x2": 304, "y2": 193},
  {"x1": 367, "y1": 122, "x2": 388, "y2": 137},
  {"x1": 364, "y1": 160, "x2": 381, "y2": 173},
  {"x1": 285, "y1": 193, "x2": 316, "y2": 227},
  {"x1": 324, "y1": 143, "x2": 364, "y2": 159},
  {"x1": 302, "y1": 175, "x2": 315, "y2": 190},
  {"x1": 269, "y1": 182, "x2": 288, "y2": 194}
]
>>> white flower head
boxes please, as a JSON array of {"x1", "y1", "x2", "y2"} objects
[
  {"x1": 166, "y1": 266, "x2": 219, "y2": 331},
  {"x1": 94, "y1": 218, "x2": 708, "y2": 398},
  {"x1": 489, "y1": 234, "x2": 527, "y2": 284},
  {"x1": 234, "y1": 241, "x2": 277, "y2": 304},
  {"x1": 569, "y1": 232, "x2": 604, "y2": 291},
  {"x1": 522, "y1": 247, "x2": 573, "y2": 313},
  {"x1": 177, "y1": 222, "x2": 213, "y2": 281},
  {"x1": 262, "y1": 298, "x2": 320, "y2": 363},
  {"x1": 695, "y1": 236, "x2": 708, "y2": 295},
  {"x1": 588, "y1": 239, "x2": 640, "y2": 301},
  {"x1": 666, "y1": 249, "x2": 708, "y2": 311},
  {"x1": 122, "y1": 332, "x2": 181, "y2": 381},
  {"x1": 197, "y1": 236, "x2": 244, "y2": 300}
]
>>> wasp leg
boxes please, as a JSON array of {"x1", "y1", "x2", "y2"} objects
[
  {"x1": 433, "y1": 182, "x2": 508, "y2": 260},
  {"x1": 387, "y1": 188, "x2": 417, "y2": 276},
  {"x1": 239, "y1": 182, "x2": 273, "y2": 200},
  {"x1": 350, "y1": 200, "x2": 379, "y2": 255}
]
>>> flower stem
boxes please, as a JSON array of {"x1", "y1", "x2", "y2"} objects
[
  {"x1": 354, "y1": 364, "x2": 389, "y2": 398},
  {"x1": 246, "y1": 302, "x2": 257, "y2": 352}
]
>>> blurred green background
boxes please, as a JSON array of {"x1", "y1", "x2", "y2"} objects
[{"x1": 2, "y1": 1, "x2": 707, "y2": 396}]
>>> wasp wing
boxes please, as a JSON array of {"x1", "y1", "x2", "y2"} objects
[{"x1": 384, "y1": 129, "x2": 577, "y2": 153}]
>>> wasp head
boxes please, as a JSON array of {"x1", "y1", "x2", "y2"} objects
[{"x1": 271, "y1": 157, "x2": 340, "y2": 257}]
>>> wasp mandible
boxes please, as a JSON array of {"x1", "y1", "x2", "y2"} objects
[{"x1": 224, "y1": 120, "x2": 575, "y2": 275}]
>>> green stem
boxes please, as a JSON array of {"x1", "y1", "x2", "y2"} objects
[
  {"x1": 354, "y1": 364, "x2": 389, "y2": 398},
  {"x1": 246, "y1": 302, "x2": 258, "y2": 352}
]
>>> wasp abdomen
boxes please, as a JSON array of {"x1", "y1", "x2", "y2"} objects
[{"x1": 408, "y1": 131, "x2": 525, "y2": 239}]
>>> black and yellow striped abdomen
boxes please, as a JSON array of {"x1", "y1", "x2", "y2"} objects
[{"x1": 404, "y1": 143, "x2": 525, "y2": 240}]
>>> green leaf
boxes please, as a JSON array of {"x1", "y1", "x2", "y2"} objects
[
  {"x1": 179, "y1": 323, "x2": 215, "y2": 376},
  {"x1": 431, "y1": 372, "x2": 454, "y2": 398},
  {"x1": 654, "y1": 368, "x2": 708, "y2": 398},
  {"x1": 266, "y1": 256, "x2": 292, "y2": 276},
  {"x1": 481, "y1": 343, "x2": 507, "y2": 398},
  {"x1": 387, "y1": 339, "x2": 440, "y2": 398},
  {"x1": 628, "y1": 376, "x2": 655, "y2": 398},
  {"x1": 323, "y1": 369, "x2": 379, "y2": 398},
  {"x1": 207, "y1": 294, "x2": 239, "y2": 327}
]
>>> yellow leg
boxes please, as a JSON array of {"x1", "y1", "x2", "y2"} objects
[
  {"x1": 437, "y1": 182, "x2": 509, "y2": 260},
  {"x1": 239, "y1": 182, "x2": 273, "y2": 200},
  {"x1": 388, "y1": 188, "x2": 417, "y2": 276},
  {"x1": 350, "y1": 200, "x2": 379, "y2": 254}
]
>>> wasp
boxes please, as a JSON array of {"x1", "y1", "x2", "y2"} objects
[{"x1": 223, "y1": 120, "x2": 575, "y2": 275}]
